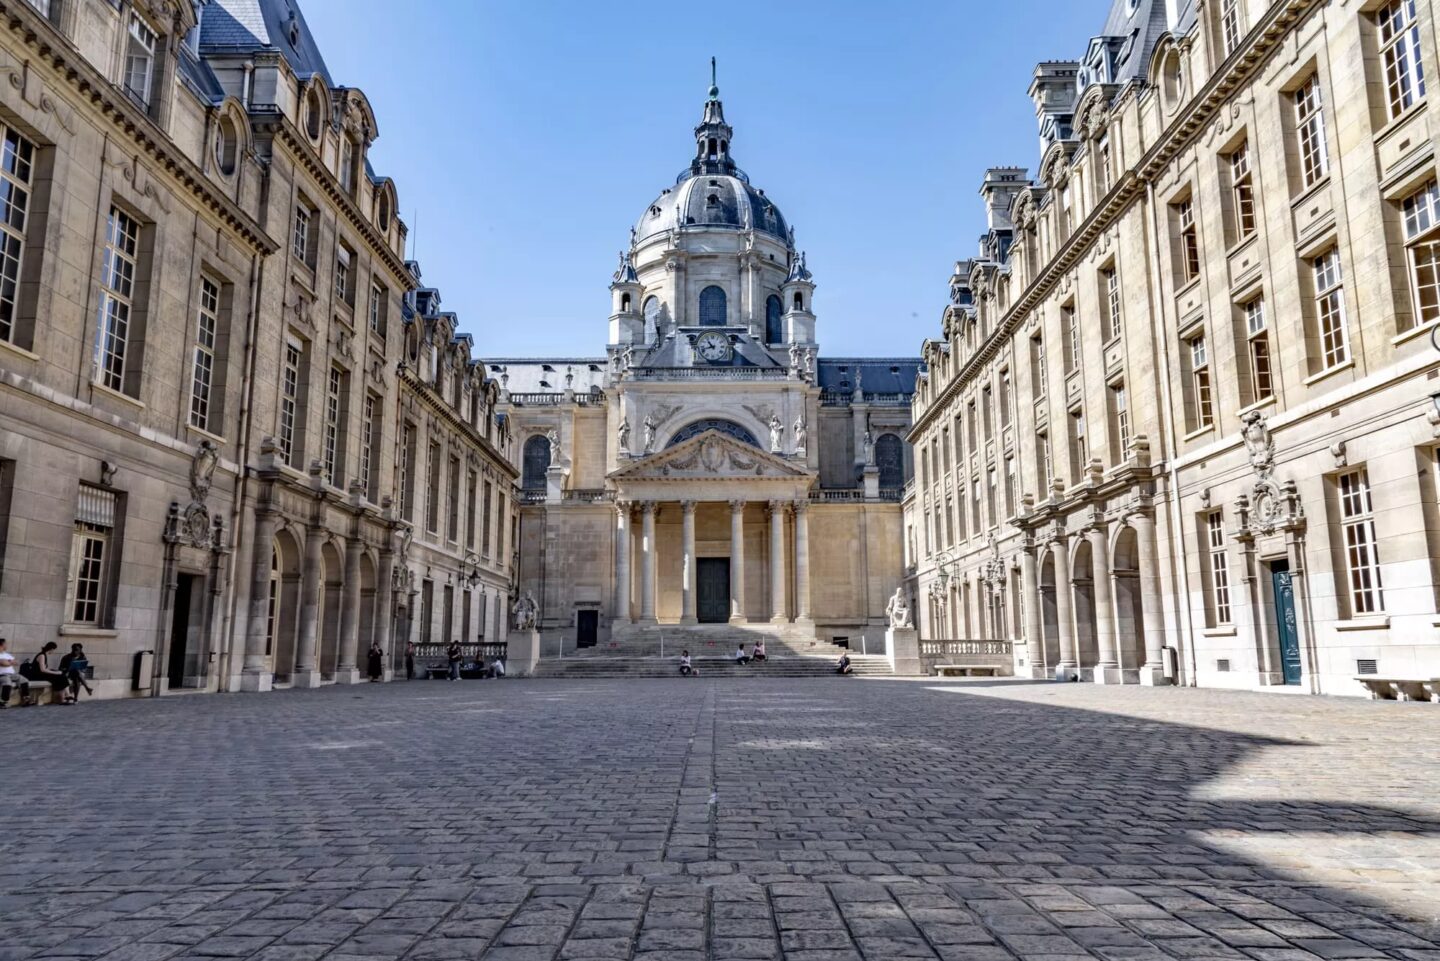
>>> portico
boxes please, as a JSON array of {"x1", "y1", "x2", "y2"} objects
[{"x1": 609, "y1": 431, "x2": 814, "y2": 628}]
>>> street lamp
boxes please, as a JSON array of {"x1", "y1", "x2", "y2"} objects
[
  {"x1": 928, "y1": 548, "x2": 956, "y2": 600},
  {"x1": 461, "y1": 552, "x2": 482, "y2": 589}
]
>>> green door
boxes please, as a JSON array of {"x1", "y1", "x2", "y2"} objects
[
  {"x1": 697, "y1": 558, "x2": 730, "y2": 624},
  {"x1": 1271, "y1": 561, "x2": 1302, "y2": 685}
]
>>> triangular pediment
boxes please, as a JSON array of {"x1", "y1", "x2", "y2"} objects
[{"x1": 610, "y1": 430, "x2": 811, "y2": 481}]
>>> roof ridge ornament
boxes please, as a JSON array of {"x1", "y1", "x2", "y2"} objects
[{"x1": 709, "y1": 56, "x2": 719, "y2": 100}]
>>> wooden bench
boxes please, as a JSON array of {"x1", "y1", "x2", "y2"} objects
[
  {"x1": 1354, "y1": 676, "x2": 1440, "y2": 702},
  {"x1": 933, "y1": 665, "x2": 1001, "y2": 678}
]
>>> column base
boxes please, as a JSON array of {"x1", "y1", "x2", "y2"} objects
[
  {"x1": 1054, "y1": 663, "x2": 1080, "y2": 682},
  {"x1": 1138, "y1": 665, "x2": 1171, "y2": 686},
  {"x1": 290, "y1": 670, "x2": 324, "y2": 689},
  {"x1": 680, "y1": 616, "x2": 698, "y2": 625},
  {"x1": 239, "y1": 670, "x2": 273, "y2": 693},
  {"x1": 637, "y1": 616, "x2": 658, "y2": 626},
  {"x1": 770, "y1": 615, "x2": 790, "y2": 624},
  {"x1": 793, "y1": 615, "x2": 814, "y2": 626},
  {"x1": 1094, "y1": 665, "x2": 1127, "y2": 685},
  {"x1": 1029, "y1": 664, "x2": 1051, "y2": 680},
  {"x1": 333, "y1": 668, "x2": 362, "y2": 685},
  {"x1": 728, "y1": 615, "x2": 748, "y2": 625}
]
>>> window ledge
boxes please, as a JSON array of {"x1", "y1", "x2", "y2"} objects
[
  {"x1": 1289, "y1": 174, "x2": 1333, "y2": 212},
  {"x1": 0, "y1": 338, "x2": 39, "y2": 362},
  {"x1": 59, "y1": 625, "x2": 118, "y2": 639},
  {"x1": 1390, "y1": 319, "x2": 1439, "y2": 348},
  {"x1": 1182, "y1": 424, "x2": 1215, "y2": 444},
  {"x1": 291, "y1": 266, "x2": 316, "y2": 294},
  {"x1": 1201, "y1": 625, "x2": 1237, "y2": 638},
  {"x1": 1237, "y1": 397, "x2": 1277, "y2": 418},
  {"x1": 1173, "y1": 275, "x2": 1203, "y2": 300},
  {"x1": 1373, "y1": 101, "x2": 1428, "y2": 147},
  {"x1": 1302, "y1": 359, "x2": 1355, "y2": 387},
  {"x1": 1334, "y1": 615, "x2": 1389, "y2": 632},
  {"x1": 91, "y1": 381, "x2": 145, "y2": 410},
  {"x1": 1225, "y1": 232, "x2": 1259, "y2": 261},
  {"x1": 185, "y1": 423, "x2": 227, "y2": 447}
]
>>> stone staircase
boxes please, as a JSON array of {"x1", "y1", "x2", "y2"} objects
[{"x1": 532, "y1": 653, "x2": 893, "y2": 679}]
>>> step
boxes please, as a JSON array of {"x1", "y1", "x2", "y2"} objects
[{"x1": 533, "y1": 655, "x2": 893, "y2": 679}]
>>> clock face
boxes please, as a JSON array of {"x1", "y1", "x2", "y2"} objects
[{"x1": 696, "y1": 331, "x2": 731, "y2": 362}]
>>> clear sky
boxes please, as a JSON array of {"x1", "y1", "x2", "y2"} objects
[{"x1": 299, "y1": 1, "x2": 1106, "y2": 359}]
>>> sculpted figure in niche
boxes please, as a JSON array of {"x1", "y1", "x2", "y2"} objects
[
  {"x1": 885, "y1": 587, "x2": 913, "y2": 630},
  {"x1": 617, "y1": 417, "x2": 631, "y2": 454},
  {"x1": 642, "y1": 414, "x2": 657, "y2": 454},
  {"x1": 793, "y1": 413, "x2": 807, "y2": 453},
  {"x1": 768, "y1": 414, "x2": 783, "y2": 452},
  {"x1": 512, "y1": 591, "x2": 538, "y2": 631}
]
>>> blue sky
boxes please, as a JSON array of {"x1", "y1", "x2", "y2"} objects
[{"x1": 301, "y1": 1, "x2": 1105, "y2": 359}]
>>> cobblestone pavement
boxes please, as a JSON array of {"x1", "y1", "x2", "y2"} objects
[{"x1": 4, "y1": 678, "x2": 1440, "y2": 961}]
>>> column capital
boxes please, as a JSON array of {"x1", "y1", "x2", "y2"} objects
[
  {"x1": 792, "y1": 499, "x2": 809, "y2": 515},
  {"x1": 767, "y1": 499, "x2": 788, "y2": 516},
  {"x1": 640, "y1": 500, "x2": 657, "y2": 515},
  {"x1": 681, "y1": 499, "x2": 697, "y2": 515},
  {"x1": 729, "y1": 498, "x2": 746, "y2": 514}
]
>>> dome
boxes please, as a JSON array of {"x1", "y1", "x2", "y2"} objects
[{"x1": 634, "y1": 173, "x2": 790, "y2": 245}]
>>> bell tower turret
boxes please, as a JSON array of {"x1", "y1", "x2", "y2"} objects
[
  {"x1": 608, "y1": 250, "x2": 643, "y2": 346},
  {"x1": 782, "y1": 250, "x2": 816, "y2": 346},
  {"x1": 689, "y1": 58, "x2": 738, "y2": 178}
]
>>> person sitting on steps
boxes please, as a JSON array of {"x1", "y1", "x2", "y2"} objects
[
  {"x1": 734, "y1": 644, "x2": 750, "y2": 666},
  {"x1": 751, "y1": 641, "x2": 766, "y2": 663},
  {"x1": 836, "y1": 652, "x2": 853, "y2": 675},
  {"x1": 679, "y1": 650, "x2": 693, "y2": 676}
]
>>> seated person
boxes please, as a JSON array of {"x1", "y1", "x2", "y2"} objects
[
  {"x1": 59, "y1": 643, "x2": 94, "y2": 700},
  {"x1": 836, "y1": 653, "x2": 853, "y2": 675},
  {"x1": 0, "y1": 638, "x2": 31, "y2": 708},
  {"x1": 751, "y1": 642, "x2": 766, "y2": 663},
  {"x1": 23, "y1": 641, "x2": 72, "y2": 703},
  {"x1": 734, "y1": 644, "x2": 750, "y2": 665},
  {"x1": 490, "y1": 656, "x2": 505, "y2": 678},
  {"x1": 678, "y1": 651, "x2": 693, "y2": 676}
]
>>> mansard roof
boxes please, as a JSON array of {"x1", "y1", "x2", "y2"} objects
[{"x1": 199, "y1": 0, "x2": 333, "y2": 83}]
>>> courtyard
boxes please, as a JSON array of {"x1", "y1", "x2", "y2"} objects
[{"x1": 4, "y1": 679, "x2": 1439, "y2": 961}]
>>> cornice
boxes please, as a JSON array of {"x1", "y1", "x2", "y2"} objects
[
  {"x1": 912, "y1": 0, "x2": 1319, "y2": 436},
  {"x1": 2, "y1": 3, "x2": 276, "y2": 255},
  {"x1": 398, "y1": 366, "x2": 518, "y2": 479}
]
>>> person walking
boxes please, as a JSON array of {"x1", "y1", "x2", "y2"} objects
[
  {"x1": 405, "y1": 641, "x2": 416, "y2": 680},
  {"x1": 446, "y1": 640, "x2": 463, "y2": 681},
  {"x1": 367, "y1": 640, "x2": 384, "y2": 682}
]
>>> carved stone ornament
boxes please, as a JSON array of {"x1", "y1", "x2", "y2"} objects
[{"x1": 1241, "y1": 410, "x2": 1275, "y2": 478}]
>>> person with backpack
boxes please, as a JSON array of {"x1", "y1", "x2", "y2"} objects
[
  {"x1": 22, "y1": 641, "x2": 72, "y2": 703},
  {"x1": 0, "y1": 638, "x2": 32, "y2": 708}
]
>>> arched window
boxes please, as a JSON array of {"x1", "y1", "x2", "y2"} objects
[
  {"x1": 699, "y1": 285, "x2": 727, "y2": 326},
  {"x1": 522, "y1": 435, "x2": 551, "y2": 490},
  {"x1": 793, "y1": 292, "x2": 804, "y2": 311},
  {"x1": 620, "y1": 292, "x2": 631, "y2": 312},
  {"x1": 643, "y1": 296, "x2": 661, "y2": 341},
  {"x1": 765, "y1": 295, "x2": 783, "y2": 344},
  {"x1": 876, "y1": 434, "x2": 904, "y2": 489},
  {"x1": 667, "y1": 418, "x2": 760, "y2": 448}
]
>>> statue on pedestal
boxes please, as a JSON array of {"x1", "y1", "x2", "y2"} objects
[
  {"x1": 512, "y1": 591, "x2": 538, "y2": 631},
  {"x1": 885, "y1": 587, "x2": 913, "y2": 629}
]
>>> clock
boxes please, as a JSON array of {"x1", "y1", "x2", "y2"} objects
[{"x1": 695, "y1": 331, "x2": 732, "y2": 363}]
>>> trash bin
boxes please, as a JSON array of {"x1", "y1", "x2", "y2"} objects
[{"x1": 133, "y1": 650, "x2": 153, "y2": 692}]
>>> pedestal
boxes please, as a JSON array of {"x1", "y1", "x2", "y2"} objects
[
  {"x1": 333, "y1": 668, "x2": 362, "y2": 685},
  {"x1": 290, "y1": 670, "x2": 323, "y2": 689},
  {"x1": 511, "y1": 629, "x2": 541, "y2": 677},
  {"x1": 886, "y1": 628, "x2": 921, "y2": 676},
  {"x1": 862, "y1": 465, "x2": 880, "y2": 500},
  {"x1": 239, "y1": 670, "x2": 273, "y2": 693},
  {"x1": 1138, "y1": 665, "x2": 1170, "y2": 686}
]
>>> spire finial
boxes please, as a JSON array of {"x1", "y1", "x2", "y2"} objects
[{"x1": 708, "y1": 56, "x2": 719, "y2": 99}]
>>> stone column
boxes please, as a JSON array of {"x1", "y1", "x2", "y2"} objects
[
  {"x1": 1020, "y1": 543, "x2": 1045, "y2": 678},
  {"x1": 1131, "y1": 511, "x2": 1167, "y2": 685},
  {"x1": 241, "y1": 507, "x2": 279, "y2": 691},
  {"x1": 729, "y1": 500, "x2": 747, "y2": 623},
  {"x1": 680, "y1": 500, "x2": 698, "y2": 624},
  {"x1": 376, "y1": 549, "x2": 395, "y2": 679},
  {"x1": 793, "y1": 500, "x2": 812, "y2": 623},
  {"x1": 639, "y1": 501, "x2": 657, "y2": 624},
  {"x1": 292, "y1": 524, "x2": 325, "y2": 688},
  {"x1": 613, "y1": 501, "x2": 632, "y2": 624},
  {"x1": 335, "y1": 535, "x2": 363, "y2": 683},
  {"x1": 1053, "y1": 536, "x2": 1078, "y2": 679},
  {"x1": 1089, "y1": 525, "x2": 1121, "y2": 684},
  {"x1": 769, "y1": 500, "x2": 788, "y2": 623}
]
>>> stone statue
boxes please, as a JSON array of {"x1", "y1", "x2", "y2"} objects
[
  {"x1": 885, "y1": 588, "x2": 913, "y2": 630},
  {"x1": 792, "y1": 413, "x2": 807, "y2": 453},
  {"x1": 768, "y1": 414, "x2": 783, "y2": 452},
  {"x1": 545, "y1": 427, "x2": 562, "y2": 463},
  {"x1": 617, "y1": 417, "x2": 631, "y2": 454},
  {"x1": 862, "y1": 429, "x2": 875, "y2": 466},
  {"x1": 512, "y1": 591, "x2": 538, "y2": 631},
  {"x1": 642, "y1": 414, "x2": 657, "y2": 454},
  {"x1": 788, "y1": 343, "x2": 802, "y2": 373}
]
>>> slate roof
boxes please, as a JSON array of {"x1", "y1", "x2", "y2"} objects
[
  {"x1": 816, "y1": 359, "x2": 922, "y2": 395},
  {"x1": 199, "y1": 0, "x2": 333, "y2": 84}
]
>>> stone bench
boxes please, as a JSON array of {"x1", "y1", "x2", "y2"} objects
[
  {"x1": 933, "y1": 664, "x2": 1001, "y2": 678},
  {"x1": 1355, "y1": 676, "x2": 1440, "y2": 702}
]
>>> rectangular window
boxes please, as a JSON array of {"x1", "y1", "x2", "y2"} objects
[
  {"x1": 1038, "y1": 431, "x2": 1053, "y2": 489},
  {"x1": 1402, "y1": 179, "x2": 1440, "y2": 329},
  {"x1": 1096, "y1": 134, "x2": 1113, "y2": 193},
  {"x1": 279, "y1": 340, "x2": 305, "y2": 466},
  {"x1": 999, "y1": 369, "x2": 1012, "y2": 427},
  {"x1": 1230, "y1": 142, "x2": 1256, "y2": 241},
  {"x1": 69, "y1": 485, "x2": 118, "y2": 627},
  {"x1": 1377, "y1": 0, "x2": 1426, "y2": 121},
  {"x1": 465, "y1": 470, "x2": 478, "y2": 550},
  {"x1": 986, "y1": 466, "x2": 997, "y2": 527},
  {"x1": 446, "y1": 455, "x2": 460, "y2": 542},
  {"x1": 425, "y1": 441, "x2": 441, "y2": 534},
  {"x1": 0, "y1": 126, "x2": 36, "y2": 346},
  {"x1": 1069, "y1": 408, "x2": 1087, "y2": 480},
  {"x1": 1103, "y1": 267, "x2": 1122, "y2": 341},
  {"x1": 1004, "y1": 455, "x2": 1017, "y2": 517},
  {"x1": 1063, "y1": 304, "x2": 1080, "y2": 371},
  {"x1": 1221, "y1": 0, "x2": 1243, "y2": 54},
  {"x1": 94, "y1": 206, "x2": 141, "y2": 393},
  {"x1": 944, "y1": 496, "x2": 955, "y2": 547},
  {"x1": 124, "y1": 13, "x2": 157, "y2": 108},
  {"x1": 982, "y1": 385, "x2": 994, "y2": 439},
  {"x1": 967, "y1": 401, "x2": 978, "y2": 452},
  {"x1": 189, "y1": 276, "x2": 222, "y2": 433},
  {"x1": 941, "y1": 427, "x2": 952, "y2": 475},
  {"x1": 398, "y1": 422, "x2": 416, "y2": 522},
  {"x1": 1244, "y1": 297, "x2": 1273, "y2": 402},
  {"x1": 1339, "y1": 469, "x2": 1384, "y2": 614},
  {"x1": 360, "y1": 393, "x2": 379, "y2": 501},
  {"x1": 340, "y1": 138, "x2": 355, "y2": 193},
  {"x1": 1176, "y1": 198, "x2": 1200, "y2": 283},
  {"x1": 26, "y1": 0, "x2": 52, "y2": 17},
  {"x1": 420, "y1": 580, "x2": 434, "y2": 644},
  {"x1": 292, "y1": 204, "x2": 312, "y2": 263},
  {"x1": 369, "y1": 279, "x2": 387, "y2": 335},
  {"x1": 1206, "y1": 511, "x2": 1233, "y2": 624},
  {"x1": 1189, "y1": 334, "x2": 1214, "y2": 429},
  {"x1": 480, "y1": 479, "x2": 492, "y2": 555},
  {"x1": 1030, "y1": 334, "x2": 1046, "y2": 397},
  {"x1": 1294, "y1": 74, "x2": 1330, "y2": 190},
  {"x1": 1110, "y1": 381, "x2": 1130, "y2": 461},
  {"x1": 970, "y1": 477, "x2": 982, "y2": 533},
  {"x1": 323, "y1": 365, "x2": 349, "y2": 485},
  {"x1": 335, "y1": 244, "x2": 352, "y2": 303},
  {"x1": 1313, "y1": 248, "x2": 1350, "y2": 369}
]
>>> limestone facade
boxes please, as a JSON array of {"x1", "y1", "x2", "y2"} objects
[
  {"x1": 0, "y1": 0, "x2": 516, "y2": 697},
  {"x1": 906, "y1": 0, "x2": 1440, "y2": 695},
  {"x1": 497, "y1": 81, "x2": 917, "y2": 653}
]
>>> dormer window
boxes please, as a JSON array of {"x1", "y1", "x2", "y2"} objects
[
  {"x1": 706, "y1": 194, "x2": 719, "y2": 206},
  {"x1": 340, "y1": 137, "x2": 355, "y2": 192},
  {"x1": 305, "y1": 88, "x2": 323, "y2": 141},
  {"x1": 124, "y1": 13, "x2": 158, "y2": 110}
]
